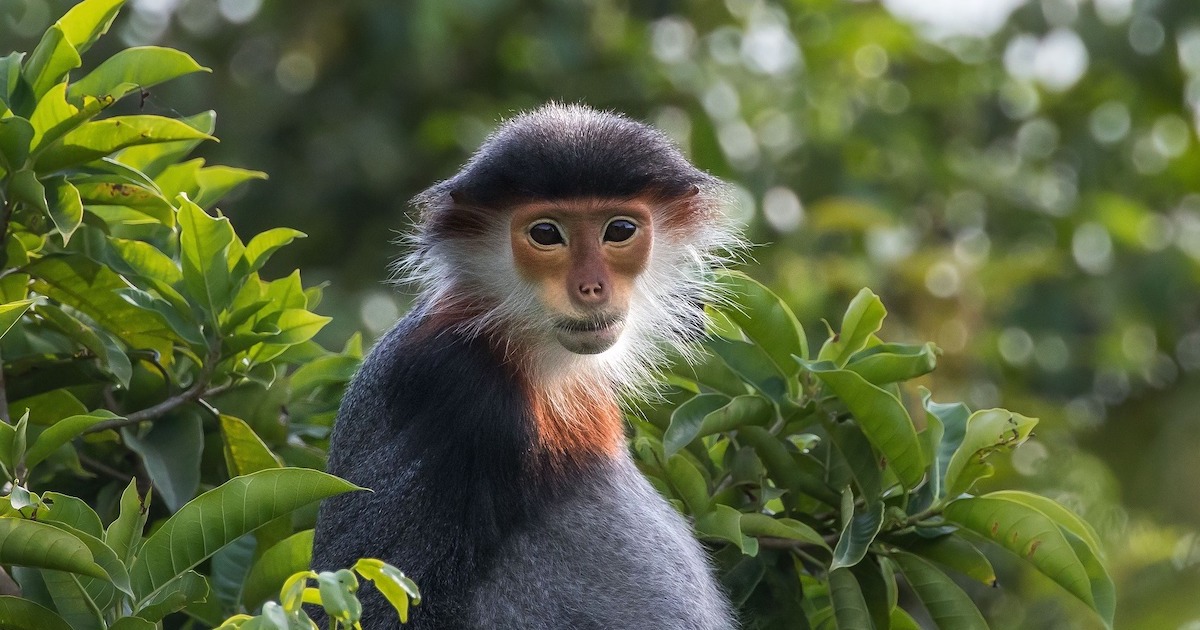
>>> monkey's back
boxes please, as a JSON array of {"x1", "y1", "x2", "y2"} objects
[{"x1": 312, "y1": 312, "x2": 735, "y2": 629}]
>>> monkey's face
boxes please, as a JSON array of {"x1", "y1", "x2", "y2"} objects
[{"x1": 509, "y1": 199, "x2": 653, "y2": 355}]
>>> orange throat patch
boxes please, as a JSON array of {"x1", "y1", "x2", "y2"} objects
[{"x1": 523, "y1": 375, "x2": 625, "y2": 467}]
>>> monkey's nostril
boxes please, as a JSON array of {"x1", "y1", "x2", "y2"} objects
[{"x1": 579, "y1": 282, "x2": 604, "y2": 296}]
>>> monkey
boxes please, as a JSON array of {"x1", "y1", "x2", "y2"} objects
[{"x1": 312, "y1": 103, "x2": 741, "y2": 629}]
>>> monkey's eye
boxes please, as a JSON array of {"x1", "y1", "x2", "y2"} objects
[
  {"x1": 529, "y1": 222, "x2": 564, "y2": 246},
  {"x1": 604, "y1": 219, "x2": 637, "y2": 243}
]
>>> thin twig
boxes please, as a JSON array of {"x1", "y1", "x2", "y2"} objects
[
  {"x1": 77, "y1": 452, "x2": 134, "y2": 483},
  {"x1": 85, "y1": 345, "x2": 221, "y2": 434}
]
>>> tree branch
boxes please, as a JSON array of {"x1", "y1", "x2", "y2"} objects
[
  {"x1": 77, "y1": 452, "x2": 133, "y2": 482},
  {"x1": 85, "y1": 345, "x2": 222, "y2": 434}
]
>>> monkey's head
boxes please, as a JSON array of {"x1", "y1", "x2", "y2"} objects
[{"x1": 405, "y1": 104, "x2": 740, "y2": 384}]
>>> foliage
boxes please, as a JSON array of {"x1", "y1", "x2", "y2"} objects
[
  {"x1": 631, "y1": 271, "x2": 1114, "y2": 629},
  {"x1": 0, "y1": 1, "x2": 362, "y2": 626},
  {"x1": 217, "y1": 559, "x2": 420, "y2": 630},
  {"x1": 0, "y1": 2, "x2": 1126, "y2": 629}
]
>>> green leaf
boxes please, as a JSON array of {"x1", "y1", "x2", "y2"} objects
[
  {"x1": 128, "y1": 468, "x2": 362, "y2": 604},
  {"x1": 9, "y1": 169, "x2": 48, "y2": 216},
  {"x1": 0, "y1": 53, "x2": 24, "y2": 115},
  {"x1": 242, "y1": 530, "x2": 314, "y2": 610},
  {"x1": 739, "y1": 512, "x2": 830, "y2": 551},
  {"x1": 192, "y1": 164, "x2": 268, "y2": 209},
  {"x1": 916, "y1": 390, "x2": 968, "y2": 504},
  {"x1": 109, "y1": 618, "x2": 157, "y2": 630},
  {"x1": 696, "y1": 504, "x2": 756, "y2": 555},
  {"x1": 667, "y1": 348, "x2": 749, "y2": 397},
  {"x1": 831, "y1": 487, "x2": 885, "y2": 571},
  {"x1": 245, "y1": 227, "x2": 305, "y2": 273},
  {"x1": 26, "y1": 411, "x2": 120, "y2": 471},
  {"x1": 984, "y1": 490, "x2": 1103, "y2": 555},
  {"x1": 212, "y1": 534, "x2": 256, "y2": 609},
  {"x1": 35, "y1": 115, "x2": 214, "y2": 172},
  {"x1": 1063, "y1": 528, "x2": 1116, "y2": 629},
  {"x1": 829, "y1": 567, "x2": 874, "y2": 630},
  {"x1": 354, "y1": 558, "x2": 421, "y2": 623},
  {"x1": 68, "y1": 46, "x2": 208, "y2": 102},
  {"x1": 123, "y1": 411, "x2": 203, "y2": 512},
  {"x1": 29, "y1": 83, "x2": 112, "y2": 152},
  {"x1": 178, "y1": 194, "x2": 236, "y2": 323},
  {"x1": 826, "y1": 419, "x2": 883, "y2": 501},
  {"x1": 258, "y1": 309, "x2": 332, "y2": 346},
  {"x1": 42, "y1": 570, "x2": 103, "y2": 630},
  {"x1": 663, "y1": 454, "x2": 710, "y2": 515},
  {"x1": 75, "y1": 178, "x2": 175, "y2": 225},
  {"x1": 891, "y1": 607, "x2": 923, "y2": 630},
  {"x1": 117, "y1": 111, "x2": 214, "y2": 176},
  {"x1": 900, "y1": 533, "x2": 997, "y2": 587},
  {"x1": 318, "y1": 569, "x2": 362, "y2": 625},
  {"x1": 36, "y1": 302, "x2": 133, "y2": 386},
  {"x1": 220, "y1": 414, "x2": 282, "y2": 476},
  {"x1": 707, "y1": 336, "x2": 792, "y2": 404},
  {"x1": 10, "y1": 412, "x2": 27, "y2": 477},
  {"x1": 802, "y1": 361, "x2": 925, "y2": 488},
  {"x1": 43, "y1": 176, "x2": 84, "y2": 242},
  {"x1": 28, "y1": 255, "x2": 176, "y2": 360},
  {"x1": 818, "y1": 288, "x2": 886, "y2": 367},
  {"x1": 42, "y1": 519, "x2": 134, "y2": 605},
  {"x1": 39, "y1": 493, "x2": 103, "y2": 538},
  {"x1": 943, "y1": 409, "x2": 1037, "y2": 497},
  {"x1": 289, "y1": 354, "x2": 359, "y2": 397},
  {"x1": 0, "y1": 596, "x2": 73, "y2": 630},
  {"x1": 663, "y1": 394, "x2": 772, "y2": 456},
  {"x1": 846, "y1": 342, "x2": 939, "y2": 385},
  {"x1": 108, "y1": 236, "x2": 183, "y2": 285},
  {"x1": 22, "y1": 25, "x2": 81, "y2": 101},
  {"x1": 739, "y1": 426, "x2": 840, "y2": 507},
  {"x1": 0, "y1": 117, "x2": 34, "y2": 171},
  {"x1": 135, "y1": 570, "x2": 209, "y2": 622},
  {"x1": 58, "y1": 0, "x2": 125, "y2": 54},
  {"x1": 0, "y1": 299, "x2": 32, "y2": 340},
  {"x1": 850, "y1": 556, "x2": 893, "y2": 630},
  {"x1": 105, "y1": 479, "x2": 149, "y2": 567},
  {"x1": 892, "y1": 551, "x2": 988, "y2": 630},
  {"x1": 714, "y1": 269, "x2": 808, "y2": 390},
  {"x1": 0, "y1": 517, "x2": 108, "y2": 579},
  {"x1": 117, "y1": 288, "x2": 205, "y2": 349},
  {"x1": 944, "y1": 496, "x2": 1111, "y2": 626}
]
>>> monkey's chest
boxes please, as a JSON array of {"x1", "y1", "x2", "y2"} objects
[{"x1": 464, "y1": 457, "x2": 735, "y2": 630}]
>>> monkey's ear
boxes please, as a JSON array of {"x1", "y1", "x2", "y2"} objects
[
  {"x1": 686, "y1": 184, "x2": 701, "y2": 198},
  {"x1": 449, "y1": 189, "x2": 465, "y2": 204}
]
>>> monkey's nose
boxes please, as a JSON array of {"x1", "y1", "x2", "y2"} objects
[{"x1": 577, "y1": 281, "x2": 606, "y2": 303}]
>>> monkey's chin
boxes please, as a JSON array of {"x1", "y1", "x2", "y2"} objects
[{"x1": 555, "y1": 323, "x2": 623, "y2": 355}]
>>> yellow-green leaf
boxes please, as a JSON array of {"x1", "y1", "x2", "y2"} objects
[
  {"x1": 68, "y1": 46, "x2": 208, "y2": 102},
  {"x1": 57, "y1": 0, "x2": 125, "y2": 54},
  {"x1": 819, "y1": 288, "x2": 887, "y2": 367},
  {"x1": 35, "y1": 115, "x2": 214, "y2": 172}
]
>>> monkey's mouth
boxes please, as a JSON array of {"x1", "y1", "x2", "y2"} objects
[
  {"x1": 554, "y1": 316, "x2": 625, "y2": 354},
  {"x1": 556, "y1": 316, "x2": 623, "y2": 333}
]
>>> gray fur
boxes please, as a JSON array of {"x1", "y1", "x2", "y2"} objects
[{"x1": 468, "y1": 455, "x2": 736, "y2": 630}]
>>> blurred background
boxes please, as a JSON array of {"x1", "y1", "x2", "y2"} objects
[{"x1": 4, "y1": 0, "x2": 1200, "y2": 626}]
